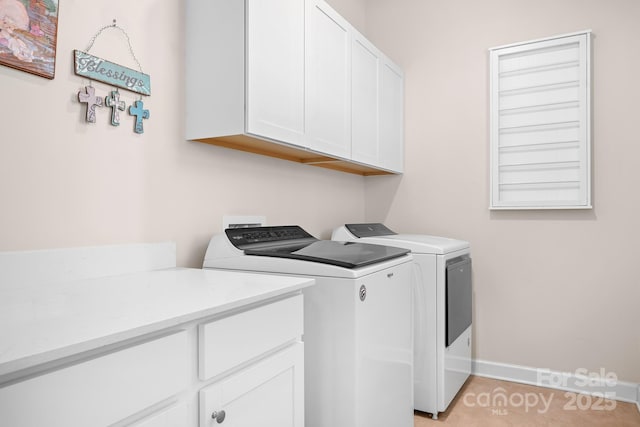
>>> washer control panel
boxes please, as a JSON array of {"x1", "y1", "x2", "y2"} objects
[{"x1": 225, "y1": 225, "x2": 315, "y2": 249}]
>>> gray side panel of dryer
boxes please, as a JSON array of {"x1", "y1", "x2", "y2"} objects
[{"x1": 446, "y1": 257, "x2": 472, "y2": 347}]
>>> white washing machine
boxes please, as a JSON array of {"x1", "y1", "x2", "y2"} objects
[
  {"x1": 203, "y1": 225, "x2": 414, "y2": 427},
  {"x1": 333, "y1": 223, "x2": 472, "y2": 419}
]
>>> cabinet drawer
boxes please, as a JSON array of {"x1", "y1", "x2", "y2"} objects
[
  {"x1": 199, "y1": 294, "x2": 303, "y2": 380},
  {"x1": 0, "y1": 331, "x2": 188, "y2": 427},
  {"x1": 131, "y1": 402, "x2": 186, "y2": 427}
]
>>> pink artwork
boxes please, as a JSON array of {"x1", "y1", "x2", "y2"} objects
[{"x1": 0, "y1": 0, "x2": 59, "y2": 79}]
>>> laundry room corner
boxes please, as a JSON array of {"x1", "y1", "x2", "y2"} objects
[{"x1": 363, "y1": 0, "x2": 640, "y2": 393}]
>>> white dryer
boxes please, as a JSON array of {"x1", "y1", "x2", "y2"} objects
[
  {"x1": 203, "y1": 225, "x2": 414, "y2": 427},
  {"x1": 333, "y1": 223, "x2": 472, "y2": 419}
]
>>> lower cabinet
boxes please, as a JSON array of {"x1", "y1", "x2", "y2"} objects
[
  {"x1": 0, "y1": 293, "x2": 305, "y2": 427},
  {"x1": 200, "y1": 343, "x2": 304, "y2": 427}
]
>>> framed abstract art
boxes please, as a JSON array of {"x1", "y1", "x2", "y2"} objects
[{"x1": 0, "y1": 0, "x2": 59, "y2": 79}]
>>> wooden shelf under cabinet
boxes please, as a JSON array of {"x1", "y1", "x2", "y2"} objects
[{"x1": 194, "y1": 134, "x2": 395, "y2": 176}]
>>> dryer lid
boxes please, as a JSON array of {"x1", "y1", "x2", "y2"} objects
[{"x1": 337, "y1": 224, "x2": 470, "y2": 254}]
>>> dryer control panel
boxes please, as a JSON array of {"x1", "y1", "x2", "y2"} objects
[{"x1": 345, "y1": 223, "x2": 397, "y2": 238}]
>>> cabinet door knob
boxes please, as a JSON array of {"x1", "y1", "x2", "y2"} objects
[{"x1": 212, "y1": 410, "x2": 226, "y2": 423}]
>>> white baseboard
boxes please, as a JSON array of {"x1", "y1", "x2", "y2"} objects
[{"x1": 472, "y1": 359, "x2": 640, "y2": 410}]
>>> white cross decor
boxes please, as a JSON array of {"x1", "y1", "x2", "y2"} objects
[{"x1": 105, "y1": 90, "x2": 126, "y2": 126}]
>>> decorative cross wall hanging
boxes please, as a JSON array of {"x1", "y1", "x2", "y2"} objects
[
  {"x1": 78, "y1": 86, "x2": 103, "y2": 123},
  {"x1": 105, "y1": 90, "x2": 126, "y2": 126},
  {"x1": 129, "y1": 100, "x2": 150, "y2": 134},
  {"x1": 75, "y1": 20, "x2": 152, "y2": 134}
]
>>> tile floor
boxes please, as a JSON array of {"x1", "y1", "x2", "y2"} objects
[{"x1": 414, "y1": 376, "x2": 640, "y2": 426}]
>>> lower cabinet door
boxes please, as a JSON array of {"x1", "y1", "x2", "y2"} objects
[{"x1": 199, "y1": 343, "x2": 304, "y2": 427}]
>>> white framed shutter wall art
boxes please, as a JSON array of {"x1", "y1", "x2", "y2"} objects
[{"x1": 489, "y1": 31, "x2": 592, "y2": 209}]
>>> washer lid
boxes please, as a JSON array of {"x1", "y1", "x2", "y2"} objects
[
  {"x1": 245, "y1": 240, "x2": 409, "y2": 269},
  {"x1": 226, "y1": 225, "x2": 410, "y2": 269}
]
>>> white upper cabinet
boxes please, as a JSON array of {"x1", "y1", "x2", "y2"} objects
[
  {"x1": 246, "y1": 0, "x2": 305, "y2": 145},
  {"x1": 185, "y1": 0, "x2": 404, "y2": 175},
  {"x1": 305, "y1": 0, "x2": 352, "y2": 159}
]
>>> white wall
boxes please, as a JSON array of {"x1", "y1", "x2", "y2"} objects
[
  {"x1": 0, "y1": 0, "x2": 366, "y2": 267},
  {"x1": 364, "y1": 0, "x2": 640, "y2": 383}
]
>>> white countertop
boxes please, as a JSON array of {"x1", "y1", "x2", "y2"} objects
[{"x1": 0, "y1": 268, "x2": 314, "y2": 380}]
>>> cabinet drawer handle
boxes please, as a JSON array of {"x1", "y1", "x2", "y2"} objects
[{"x1": 212, "y1": 410, "x2": 226, "y2": 423}]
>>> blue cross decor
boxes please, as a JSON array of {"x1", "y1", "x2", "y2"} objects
[{"x1": 129, "y1": 100, "x2": 150, "y2": 134}]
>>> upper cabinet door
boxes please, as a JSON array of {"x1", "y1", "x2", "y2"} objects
[
  {"x1": 305, "y1": 0, "x2": 352, "y2": 159},
  {"x1": 351, "y1": 34, "x2": 381, "y2": 167},
  {"x1": 379, "y1": 60, "x2": 404, "y2": 173},
  {"x1": 246, "y1": 0, "x2": 305, "y2": 146},
  {"x1": 351, "y1": 30, "x2": 405, "y2": 174}
]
